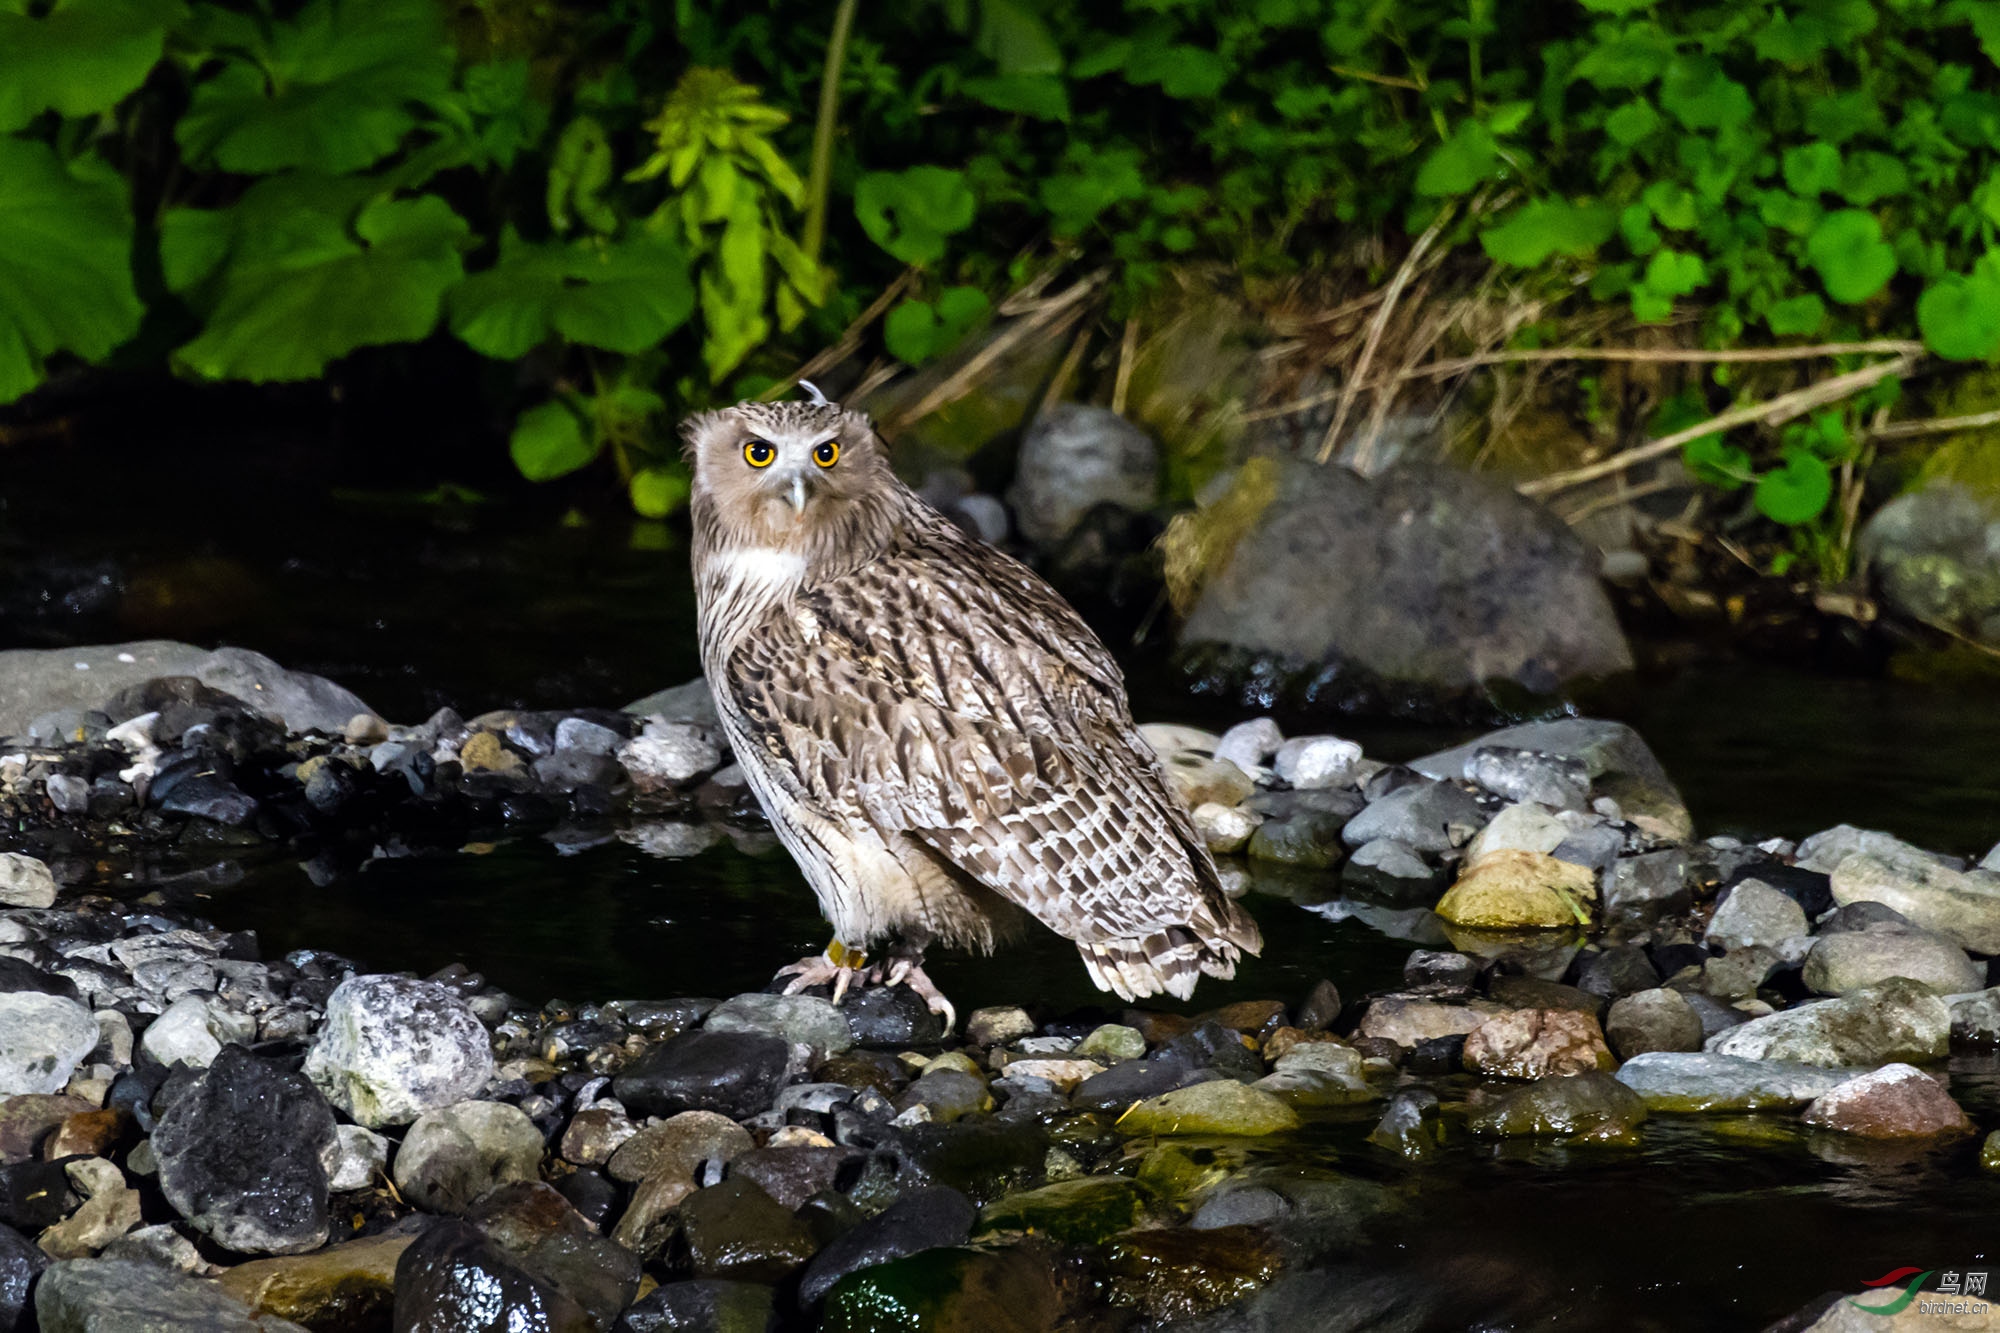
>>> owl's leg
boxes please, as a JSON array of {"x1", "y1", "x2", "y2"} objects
[
  {"x1": 775, "y1": 940, "x2": 871, "y2": 1004},
  {"x1": 880, "y1": 946, "x2": 957, "y2": 1035}
]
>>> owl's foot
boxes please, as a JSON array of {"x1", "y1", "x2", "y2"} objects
[
  {"x1": 881, "y1": 954, "x2": 957, "y2": 1035},
  {"x1": 776, "y1": 940, "x2": 871, "y2": 1006}
]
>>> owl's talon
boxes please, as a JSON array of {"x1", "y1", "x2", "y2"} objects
[{"x1": 883, "y1": 958, "x2": 957, "y2": 1035}]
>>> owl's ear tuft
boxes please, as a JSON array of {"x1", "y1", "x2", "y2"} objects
[{"x1": 678, "y1": 410, "x2": 722, "y2": 462}]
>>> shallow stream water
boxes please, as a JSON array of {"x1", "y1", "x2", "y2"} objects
[{"x1": 4, "y1": 428, "x2": 1998, "y2": 1329}]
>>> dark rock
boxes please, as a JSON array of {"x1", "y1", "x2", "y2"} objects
[
  {"x1": 1101, "y1": 1224, "x2": 1284, "y2": 1324},
  {"x1": 553, "y1": 1169, "x2": 618, "y2": 1232},
  {"x1": 797, "y1": 1185, "x2": 976, "y2": 1306},
  {"x1": 1367, "y1": 1088, "x2": 1443, "y2": 1161},
  {"x1": 0, "y1": 1223, "x2": 46, "y2": 1331},
  {"x1": 1403, "y1": 950, "x2": 1479, "y2": 991},
  {"x1": 1573, "y1": 945, "x2": 1660, "y2": 1004},
  {"x1": 1407, "y1": 1034, "x2": 1466, "y2": 1074},
  {"x1": 1649, "y1": 942, "x2": 1709, "y2": 979},
  {"x1": 1073, "y1": 1059, "x2": 1214, "y2": 1113},
  {"x1": 1295, "y1": 979, "x2": 1343, "y2": 1033},
  {"x1": 678, "y1": 1179, "x2": 817, "y2": 1283},
  {"x1": 1488, "y1": 976, "x2": 1604, "y2": 1020},
  {"x1": 152, "y1": 1045, "x2": 336, "y2": 1255},
  {"x1": 613, "y1": 1032, "x2": 791, "y2": 1121},
  {"x1": 1604, "y1": 989, "x2": 1705, "y2": 1060},
  {"x1": 0, "y1": 1094, "x2": 94, "y2": 1163},
  {"x1": 36, "y1": 1256, "x2": 306, "y2": 1331},
  {"x1": 393, "y1": 1219, "x2": 593, "y2": 1333},
  {"x1": 839, "y1": 987, "x2": 944, "y2": 1048},
  {"x1": 1818, "y1": 901, "x2": 1915, "y2": 935},
  {"x1": 1179, "y1": 459, "x2": 1631, "y2": 693},
  {"x1": 615, "y1": 1279, "x2": 776, "y2": 1333},
  {"x1": 727, "y1": 1146, "x2": 856, "y2": 1212},
  {"x1": 1159, "y1": 1021, "x2": 1262, "y2": 1081},
  {"x1": 467, "y1": 1182, "x2": 642, "y2": 1330},
  {"x1": 1246, "y1": 812, "x2": 1348, "y2": 868},
  {"x1": 1342, "y1": 838, "x2": 1443, "y2": 899},
  {"x1": 0, "y1": 957, "x2": 80, "y2": 1002},
  {"x1": 892, "y1": 1070, "x2": 990, "y2": 1124},
  {"x1": 1340, "y1": 780, "x2": 1486, "y2": 854},
  {"x1": 0, "y1": 1158, "x2": 75, "y2": 1231}
]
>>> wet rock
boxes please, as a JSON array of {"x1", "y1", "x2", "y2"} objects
[
  {"x1": 965, "y1": 1008, "x2": 1035, "y2": 1049},
  {"x1": 607, "y1": 1111, "x2": 754, "y2": 1187},
  {"x1": 1614, "y1": 1052, "x2": 1856, "y2": 1112},
  {"x1": 0, "y1": 1094, "x2": 91, "y2": 1163},
  {"x1": 893, "y1": 1069, "x2": 991, "y2": 1124},
  {"x1": 1706, "y1": 979, "x2": 1950, "y2": 1066},
  {"x1": 679, "y1": 1178, "x2": 817, "y2": 1283},
  {"x1": 1101, "y1": 1225, "x2": 1284, "y2": 1323},
  {"x1": 1463, "y1": 802, "x2": 1570, "y2": 860},
  {"x1": 618, "y1": 722, "x2": 724, "y2": 793},
  {"x1": 978, "y1": 1176, "x2": 1148, "y2": 1245},
  {"x1": 1466, "y1": 747, "x2": 1591, "y2": 810},
  {"x1": 1273, "y1": 736, "x2": 1363, "y2": 789},
  {"x1": 467, "y1": 1182, "x2": 642, "y2": 1329},
  {"x1": 154, "y1": 1046, "x2": 335, "y2": 1255},
  {"x1": 1160, "y1": 753, "x2": 1256, "y2": 810},
  {"x1": 1179, "y1": 460, "x2": 1630, "y2": 693},
  {"x1": 1116, "y1": 1080, "x2": 1299, "y2": 1136},
  {"x1": 1465, "y1": 1070, "x2": 1647, "y2": 1141},
  {"x1": 97, "y1": 1223, "x2": 202, "y2": 1274},
  {"x1": 141, "y1": 996, "x2": 254, "y2": 1069},
  {"x1": 1603, "y1": 849, "x2": 1694, "y2": 920},
  {"x1": 35, "y1": 1256, "x2": 311, "y2": 1332},
  {"x1": 558, "y1": 1105, "x2": 637, "y2": 1168},
  {"x1": 1697, "y1": 945, "x2": 1781, "y2": 1000},
  {"x1": 1829, "y1": 847, "x2": 2000, "y2": 954},
  {"x1": 1073, "y1": 1024, "x2": 1146, "y2": 1064},
  {"x1": 1344, "y1": 837, "x2": 1441, "y2": 898},
  {"x1": 1212, "y1": 719, "x2": 1283, "y2": 772},
  {"x1": 1435, "y1": 850, "x2": 1596, "y2": 929},
  {"x1": 329, "y1": 1124, "x2": 390, "y2": 1191},
  {"x1": 1574, "y1": 945, "x2": 1661, "y2": 1004},
  {"x1": 1416, "y1": 719, "x2": 1688, "y2": 841},
  {"x1": 0, "y1": 1158, "x2": 75, "y2": 1231},
  {"x1": 44, "y1": 1109, "x2": 129, "y2": 1163},
  {"x1": 818, "y1": 1245, "x2": 1060, "y2": 1333},
  {"x1": 1193, "y1": 802, "x2": 1260, "y2": 854},
  {"x1": 837, "y1": 986, "x2": 944, "y2": 1047},
  {"x1": 1705, "y1": 882, "x2": 1809, "y2": 953},
  {"x1": 1462, "y1": 1009, "x2": 1614, "y2": 1079},
  {"x1": 304, "y1": 976, "x2": 496, "y2": 1129},
  {"x1": 614, "y1": 1031, "x2": 792, "y2": 1122},
  {"x1": 1802, "y1": 1064, "x2": 1975, "y2": 1139},
  {"x1": 1367, "y1": 1088, "x2": 1443, "y2": 1161},
  {"x1": 1340, "y1": 780, "x2": 1485, "y2": 853},
  {"x1": 37, "y1": 1157, "x2": 141, "y2": 1259},
  {"x1": 797, "y1": 1185, "x2": 975, "y2": 1306},
  {"x1": 615, "y1": 1279, "x2": 777, "y2": 1333},
  {"x1": 1402, "y1": 951, "x2": 1479, "y2": 991},
  {"x1": 216, "y1": 1233, "x2": 410, "y2": 1330},
  {"x1": 0, "y1": 994, "x2": 97, "y2": 1095},
  {"x1": 0, "y1": 1223, "x2": 45, "y2": 1329},
  {"x1": 1246, "y1": 811, "x2": 1346, "y2": 868},
  {"x1": 706, "y1": 993, "x2": 852, "y2": 1058},
  {"x1": 1605, "y1": 989, "x2": 1704, "y2": 1060},
  {"x1": 392, "y1": 1219, "x2": 593, "y2": 1333},
  {"x1": 1487, "y1": 976, "x2": 1603, "y2": 1019},
  {"x1": 1802, "y1": 928, "x2": 1983, "y2": 996},
  {"x1": 393, "y1": 1101, "x2": 544, "y2": 1215},
  {"x1": 0, "y1": 857, "x2": 55, "y2": 911},
  {"x1": 726, "y1": 1145, "x2": 854, "y2": 1211},
  {"x1": 1255, "y1": 1042, "x2": 1372, "y2": 1106},
  {"x1": 1008, "y1": 405, "x2": 1159, "y2": 550},
  {"x1": 1355, "y1": 996, "x2": 1508, "y2": 1047},
  {"x1": 1948, "y1": 987, "x2": 2000, "y2": 1045},
  {"x1": 1861, "y1": 481, "x2": 2000, "y2": 641}
]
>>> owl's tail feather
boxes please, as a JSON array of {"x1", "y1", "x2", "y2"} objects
[{"x1": 1079, "y1": 907, "x2": 1261, "y2": 1003}]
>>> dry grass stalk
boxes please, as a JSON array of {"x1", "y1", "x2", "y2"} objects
[
  {"x1": 883, "y1": 272, "x2": 1104, "y2": 430},
  {"x1": 1868, "y1": 408, "x2": 2000, "y2": 440}
]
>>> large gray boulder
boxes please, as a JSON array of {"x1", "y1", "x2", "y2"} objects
[
  {"x1": 1179, "y1": 459, "x2": 1631, "y2": 692},
  {"x1": 1415, "y1": 718, "x2": 1689, "y2": 840},
  {"x1": 303, "y1": 977, "x2": 496, "y2": 1129},
  {"x1": 1859, "y1": 481, "x2": 2000, "y2": 643},
  {"x1": 1008, "y1": 405, "x2": 1161, "y2": 550},
  {"x1": 0, "y1": 640, "x2": 376, "y2": 741}
]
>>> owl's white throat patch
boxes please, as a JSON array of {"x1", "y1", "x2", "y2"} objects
[{"x1": 713, "y1": 546, "x2": 807, "y2": 593}]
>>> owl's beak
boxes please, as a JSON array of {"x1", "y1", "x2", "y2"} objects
[{"x1": 786, "y1": 474, "x2": 810, "y2": 514}]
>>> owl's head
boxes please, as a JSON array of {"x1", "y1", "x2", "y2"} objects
[{"x1": 681, "y1": 387, "x2": 897, "y2": 549}]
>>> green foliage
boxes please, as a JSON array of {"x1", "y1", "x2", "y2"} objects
[
  {"x1": 0, "y1": 0, "x2": 181, "y2": 130},
  {"x1": 854, "y1": 167, "x2": 977, "y2": 265},
  {"x1": 448, "y1": 230, "x2": 695, "y2": 359},
  {"x1": 884, "y1": 286, "x2": 990, "y2": 365}
]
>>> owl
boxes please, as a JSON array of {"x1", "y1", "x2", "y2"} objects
[{"x1": 684, "y1": 386, "x2": 1260, "y2": 1028}]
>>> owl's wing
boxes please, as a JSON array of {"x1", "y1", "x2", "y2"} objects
[{"x1": 723, "y1": 509, "x2": 1259, "y2": 992}]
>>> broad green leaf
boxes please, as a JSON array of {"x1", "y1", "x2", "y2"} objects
[
  {"x1": 854, "y1": 166, "x2": 976, "y2": 264},
  {"x1": 0, "y1": 0, "x2": 181, "y2": 131},
  {"x1": 1659, "y1": 56, "x2": 1751, "y2": 131},
  {"x1": 176, "y1": 0, "x2": 455, "y2": 174},
  {"x1": 546, "y1": 116, "x2": 617, "y2": 235},
  {"x1": 0, "y1": 139, "x2": 143, "y2": 404},
  {"x1": 1643, "y1": 247, "x2": 1706, "y2": 297},
  {"x1": 1571, "y1": 22, "x2": 1673, "y2": 88},
  {"x1": 1038, "y1": 148, "x2": 1146, "y2": 234},
  {"x1": 1479, "y1": 199, "x2": 1615, "y2": 265},
  {"x1": 1918, "y1": 271, "x2": 2000, "y2": 359},
  {"x1": 1781, "y1": 142, "x2": 1842, "y2": 197},
  {"x1": 961, "y1": 73, "x2": 1070, "y2": 120},
  {"x1": 1756, "y1": 190, "x2": 1820, "y2": 236},
  {"x1": 510, "y1": 399, "x2": 598, "y2": 481},
  {"x1": 1753, "y1": 13, "x2": 1833, "y2": 65},
  {"x1": 1604, "y1": 99, "x2": 1661, "y2": 147},
  {"x1": 1414, "y1": 121, "x2": 1499, "y2": 197},
  {"x1": 1485, "y1": 100, "x2": 1534, "y2": 136},
  {"x1": 629, "y1": 466, "x2": 690, "y2": 518},
  {"x1": 1577, "y1": 0, "x2": 1652, "y2": 12},
  {"x1": 885, "y1": 286, "x2": 990, "y2": 365},
  {"x1": 1619, "y1": 202, "x2": 1661, "y2": 255},
  {"x1": 1683, "y1": 435, "x2": 1752, "y2": 491},
  {"x1": 452, "y1": 58, "x2": 549, "y2": 171},
  {"x1": 1124, "y1": 42, "x2": 1230, "y2": 98},
  {"x1": 1804, "y1": 209, "x2": 1897, "y2": 304},
  {"x1": 1950, "y1": 0, "x2": 2000, "y2": 65},
  {"x1": 449, "y1": 230, "x2": 695, "y2": 358},
  {"x1": 977, "y1": 0, "x2": 1062, "y2": 75},
  {"x1": 165, "y1": 181, "x2": 467, "y2": 382},
  {"x1": 1839, "y1": 152, "x2": 1908, "y2": 205},
  {"x1": 1765, "y1": 293, "x2": 1827, "y2": 336},
  {"x1": 1753, "y1": 447, "x2": 1833, "y2": 525},
  {"x1": 1642, "y1": 181, "x2": 1699, "y2": 230}
]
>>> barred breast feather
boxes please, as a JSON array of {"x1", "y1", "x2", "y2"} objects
[{"x1": 717, "y1": 499, "x2": 1261, "y2": 1001}]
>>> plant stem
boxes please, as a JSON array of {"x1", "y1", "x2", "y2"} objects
[{"x1": 803, "y1": 0, "x2": 860, "y2": 269}]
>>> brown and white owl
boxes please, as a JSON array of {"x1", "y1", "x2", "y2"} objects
[{"x1": 684, "y1": 386, "x2": 1260, "y2": 1027}]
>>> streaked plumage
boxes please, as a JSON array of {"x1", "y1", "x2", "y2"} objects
[{"x1": 684, "y1": 392, "x2": 1260, "y2": 1005}]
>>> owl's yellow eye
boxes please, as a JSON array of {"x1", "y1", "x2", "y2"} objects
[
  {"x1": 744, "y1": 439, "x2": 776, "y2": 468},
  {"x1": 813, "y1": 439, "x2": 840, "y2": 468}
]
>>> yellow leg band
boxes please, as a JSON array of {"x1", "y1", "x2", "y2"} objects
[{"x1": 827, "y1": 940, "x2": 867, "y2": 969}]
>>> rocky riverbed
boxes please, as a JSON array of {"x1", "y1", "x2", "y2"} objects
[{"x1": 0, "y1": 646, "x2": 1995, "y2": 1330}]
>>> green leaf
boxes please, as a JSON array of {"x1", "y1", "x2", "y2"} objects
[
  {"x1": 885, "y1": 286, "x2": 991, "y2": 365},
  {"x1": 854, "y1": 166, "x2": 976, "y2": 264},
  {"x1": 1619, "y1": 202, "x2": 1661, "y2": 255},
  {"x1": 629, "y1": 465, "x2": 691, "y2": 518},
  {"x1": 1683, "y1": 435, "x2": 1752, "y2": 491},
  {"x1": 1756, "y1": 190, "x2": 1820, "y2": 237},
  {"x1": 1604, "y1": 99, "x2": 1661, "y2": 147},
  {"x1": 1577, "y1": 0, "x2": 1652, "y2": 12},
  {"x1": 1918, "y1": 271, "x2": 2000, "y2": 359},
  {"x1": 961, "y1": 73, "x2": 1070, "y2": 120},
  {"x1": 1479, "y1": 199, "x2": 1615, "y2": 266},
  {"x1": 1124, "y1": 42, "x2": 1231, "y2": 98},
  {"x1": 0, "y1": 0, "x2": 182, "y2": 132},
  {"x1": 1414, "y1": 121, "x2": 1499, "y2": 197},
  {"x1": 448, "y1": 230, "x2": 695, "y2": 359},
  {"x1": 510, "y1": 399, "x2": 598, "y2": 482},
  {"x1": 1571, "y1": 22, "x2": 1673, "y2": 88},
  {"x1": 1643, "y1": 247, "x2": 1707, "y2": 297},
  {"x1": 164, "y1": 179, "x2": 467, "y2": 382},
  {"x1": 1839, "y1": 152, "x2": 1909, "y2": 205},
  {"x1": 0, "y1": 139, "x2": 143, "y2": 404},
  {"x1": 1804, "y1": 209, "x2": 1897, "y2": 304},
  {"x1": 977, "y1": 0, "x2": 1062, "y2": 75},
  {"x1": 1765, "y1": 293, "x2": 1827, "y2": 336},
  {"x1": 546, "y1": 116, "x2": 617, "y2": 235},
  {"x1": 1642, "y1": 181, "x2": 1699, "y2": 230},
  {"x1": 1038, "y1": 148, "x2": 1146, "y2": 234},
  {"x1": 1753, "y1": 447, "x2": 1833, "y2": 525},
  {"x1": 1781, "y1": 143, "x2": 1842, "y2": 197},
  {"x1": 1951, "y1": 0, "x2": 2000, "y2": 66},
  {"x1": 176, "y1": 0, "x2": 455, "y2": 174},
  {"x1": 1754, "y1": 12, "x2": 1833, "y2": 66},
  {"x1": 1659, "y1": 56, "x2": 1752, "y2": 131}
]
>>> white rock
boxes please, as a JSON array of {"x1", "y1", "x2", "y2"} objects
[
  {"x1": 304, "y1": 976, "x2": 496, "y2": 1129},
  {"x1": 1984, "y1": 840, "x2": 2000, "y2": 873},
  {"x1": 616, "y1": 721, "x2": 723, "y2": 789},
  {"x1": 140, "y1": 996, "x2": 256, "y2": 1069},
  {"x1": 1212, "y1": 719, "x2": 1283, "y2": 771},
  {"x1": 1192, "y1": 802, "x2": 1260, "y2": 854},
  {"x1": 1465, "y1": 803, "x2": 1569, "y2": 860},
  {"x1": 1138, "y1": 723, "x2": 1221, "y2": 760},
  {"x1": 555, "y1": 717, "x2": 623, "y2": 756},
  {"x1": 328, "y1": 1124, "x2": 390, "y2": 1192},
  {"x1": 1794, "y1": 824, "x2": 1960, "y2": 875},
  {"x1": 0, "y1": 853, "x2": 56, "y2": 908},
  {"x1": 0, "y1": 992, "x2": 99, "y2": 1094},
  {"x1": 1704, "y1": 882, "x2": 1809, "y2": 952},
  {"x1": 1273, "y1": 736, "x2": 1363, "y2": 789}
]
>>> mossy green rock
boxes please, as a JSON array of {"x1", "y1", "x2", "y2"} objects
[
  {"x1": 1465, "y1": 1071, "x2": 1648, "y2": 1142},
  {"x1": 974, "y1": 1177, "x2": 1148, "y2": 1245},
  {"x1": 1102, "y1": 1225, "x2": 1284, "y2": 1322},
  {"x1": 1982, "y1": 1130, "x2": 2000, "y2": 1171},
  {"x1": 1118, "y1": 1080, "x2": 1301, "y2": 1136},
  {"x1": 821, "y1": 1245, "x2": 1061, "y2": 1333}
]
